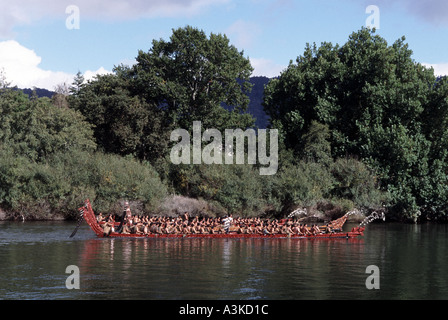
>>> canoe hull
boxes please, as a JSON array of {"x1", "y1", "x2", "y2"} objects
[{"x1": 78, "y1": 200, "x2": 365, "y2": 240}]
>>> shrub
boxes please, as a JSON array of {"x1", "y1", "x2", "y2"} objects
[
  {"x1": 0, "y1": 146, "x2": 168, "y2": 219},
  {"x1": 48, "y1": 151, "x2": 168, "y2": 214},
  {"x1": 156, "y1": 195, "x2": 226, "y2": 218},
  {"x1": 170, "y1": 163, "x2": 267, "y2": 217},
  {"x1": 330, "y1": 157, "x2": 389, "y2": 209},
  {"x1": 268, "y1": 160, "x2": 333, "y2": 213}
]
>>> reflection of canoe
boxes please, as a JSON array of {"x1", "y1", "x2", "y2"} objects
[{"x1": 78, "y1": 199, "x2": 365, "y2": 239}]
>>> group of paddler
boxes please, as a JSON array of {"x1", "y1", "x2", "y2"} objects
[{"x1": 97, "y1": 202, "x2": 346, "y2": 237}]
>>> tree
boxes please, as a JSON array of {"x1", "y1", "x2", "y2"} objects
[
  {"x1": 263, "y1": 27, "x2": 447, "y2": 221},
  {"x1": 0, "y1": 68, "x2": 11, "y2": 90},
  {"x1": 69, "y1": 71, "x2": 85, "y2": 95},
  {"x1": 0, "y1": 90, "x2": 96, "y2": 162},
  {"x1": 301, "y1": 121, "x2": 332, "y2": 165},
  {"x1": 69, "y1": 72, "x2": 169, "y2": 162},
  {"x1": 70, "y1": 26, "x2": 256, "y2": 164},
  {"x1": 131, "y1": 26, "x2": 255, "y2": 131},
  {"x1": 52, "y1": 82, "x2": 70, "y2": 108}
]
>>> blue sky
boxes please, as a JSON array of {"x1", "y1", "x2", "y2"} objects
[{"x1": 0, "y1": 0, "x2": 447, "y2": 90}]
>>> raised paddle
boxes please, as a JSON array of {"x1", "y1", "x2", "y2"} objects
[{"x1": 69, "y1": 208, "x2": 85, "y2": 238}]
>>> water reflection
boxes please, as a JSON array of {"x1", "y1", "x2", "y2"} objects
[
  {"x1": 1, "y1": 222, "x2": 447, "y2": 300},
  {"x1": 77, "y1": 236, "x2": 366, "y2": 300}
]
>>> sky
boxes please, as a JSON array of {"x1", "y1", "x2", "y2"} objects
[{"x1": 0, "y1": 0, "x2": 447, "y2": 90}]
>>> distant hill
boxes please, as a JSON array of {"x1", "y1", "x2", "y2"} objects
[
  {"x1": 224, "y1": 76, "x2": 272, "y2": 129},
  {"x1": 13, "y1": 76, "x2": 272, "y2": 128},
  {"x1": 13, "y1": 87, "x2": 55, "y2": 99},
  {"x1": 247, "y1": 76, "x2": 271, "y2": 129}
]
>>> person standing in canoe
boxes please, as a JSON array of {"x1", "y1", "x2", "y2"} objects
[
  {"x1": 124, "y1": 201, "x2": 132, "y2": 219},
  {"x1": 116, "y1": 200, "x2": 132, "y2": 233},
  {"x1": 223, "y1": 214, "x2": 233, "y2": 234}
]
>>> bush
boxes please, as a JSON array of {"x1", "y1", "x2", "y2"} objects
[
  {"x1": 170, "y1": 163, "x2": 267, "y2": 217},
  {"x1": 316, "y1": 199, "x2": 355, "y2": 220},
  {"x1": 156, "y1": 195, "x2": 226, "y2": 218},
  {"x1": 48, "y1": 151, "x2": 168, "y2": 215},
  {"x1": 330, "y1": 157, "x2": 390, "y2": 209},
  {"x1": 259, "y1": 156, "x2": 388, "y2": 216},
  {"x1": 267, "y1": 160, "x2": 334, "y2": 213},
  {"x1": 0, "y1": 147, "x2": 72, "y2": 219},
  {"x1": 0, "y1": 146, "x2": 168, "y2": 219}
]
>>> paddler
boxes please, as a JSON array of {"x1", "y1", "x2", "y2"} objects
[{"x1": 223, "y1": 214, "x2": 233, "y2": 234}]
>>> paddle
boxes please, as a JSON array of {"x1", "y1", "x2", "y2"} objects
[
  {"x1": 69, "y1": 208, "x2": 85, "y2": 238},
  {"x1": 115, "y1": 212, "x2": 126, "y2": 233}
]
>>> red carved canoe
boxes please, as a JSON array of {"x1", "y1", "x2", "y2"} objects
[{"x1": 78, "y1": 199, "x2": 365, "y2": 239}]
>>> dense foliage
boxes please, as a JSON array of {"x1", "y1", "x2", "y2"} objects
[
  {"x1": 1, "y1": 26, "x2": 446, "y2": 222},
  {"x1": 0, "y1": 89, "x2": 167, "y2": 219},
  {"x1": 264, "y1": 28, "x2": 448, "y2": 222}
]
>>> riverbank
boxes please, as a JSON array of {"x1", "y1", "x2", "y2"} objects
[
  {"x1": 0, "y1": 207, "x2": 67, "y2": 221},
  {"x1": 0, "y1": 197, "x2": 372, "y2": 223}
]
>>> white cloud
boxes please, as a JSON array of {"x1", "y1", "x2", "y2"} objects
[
  {"x1": 250, "y1": 57, "x2": 286, "y2": 78},
  {"x1": 226, "y1": 20, "x2": 262, "y2": 49},
  {"x1": 0, "y1": 40, "x2": 110, "y2": 90},
  {"x1": 84, "y1": 67, "x2": 112, "y2": 82},
  {"x1": 0, "y1": 0, "x2": 230, "y2": 37},
  {"x1": 422, "y1": 62, "x2": 448, "y2": 77},
  {"x1": 0, "y1": 40, "x2": 286, "y2": 90}
]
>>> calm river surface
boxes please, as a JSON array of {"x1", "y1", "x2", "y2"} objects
[{"x1": 0, "y1": 221, "x2": 447, "y2": 300}]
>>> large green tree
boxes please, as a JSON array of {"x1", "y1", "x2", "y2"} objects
[
  {"x1": 68, "y1": 72, "x2": 168, "y2": 161},
  {"x1": 70, "y1": 26, "x2": 256, "y2": 164},
  {"x1": 130, "y1": 26, "x2": 255, "y2": 131},
  {"x1": 263, "y1": 28, "x2": 448, "y2": 221},
  {"x1": 0, "y1": 90, "x2": 96, "y2": 161}
]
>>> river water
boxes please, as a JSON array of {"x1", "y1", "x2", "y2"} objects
[{"x1": 0, "y1": 221, "x2": 447, "y2": 300}]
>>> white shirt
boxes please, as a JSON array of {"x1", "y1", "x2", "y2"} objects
[{"x1": 223, "y1": 217, "x2": 233, "y2": 228}]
